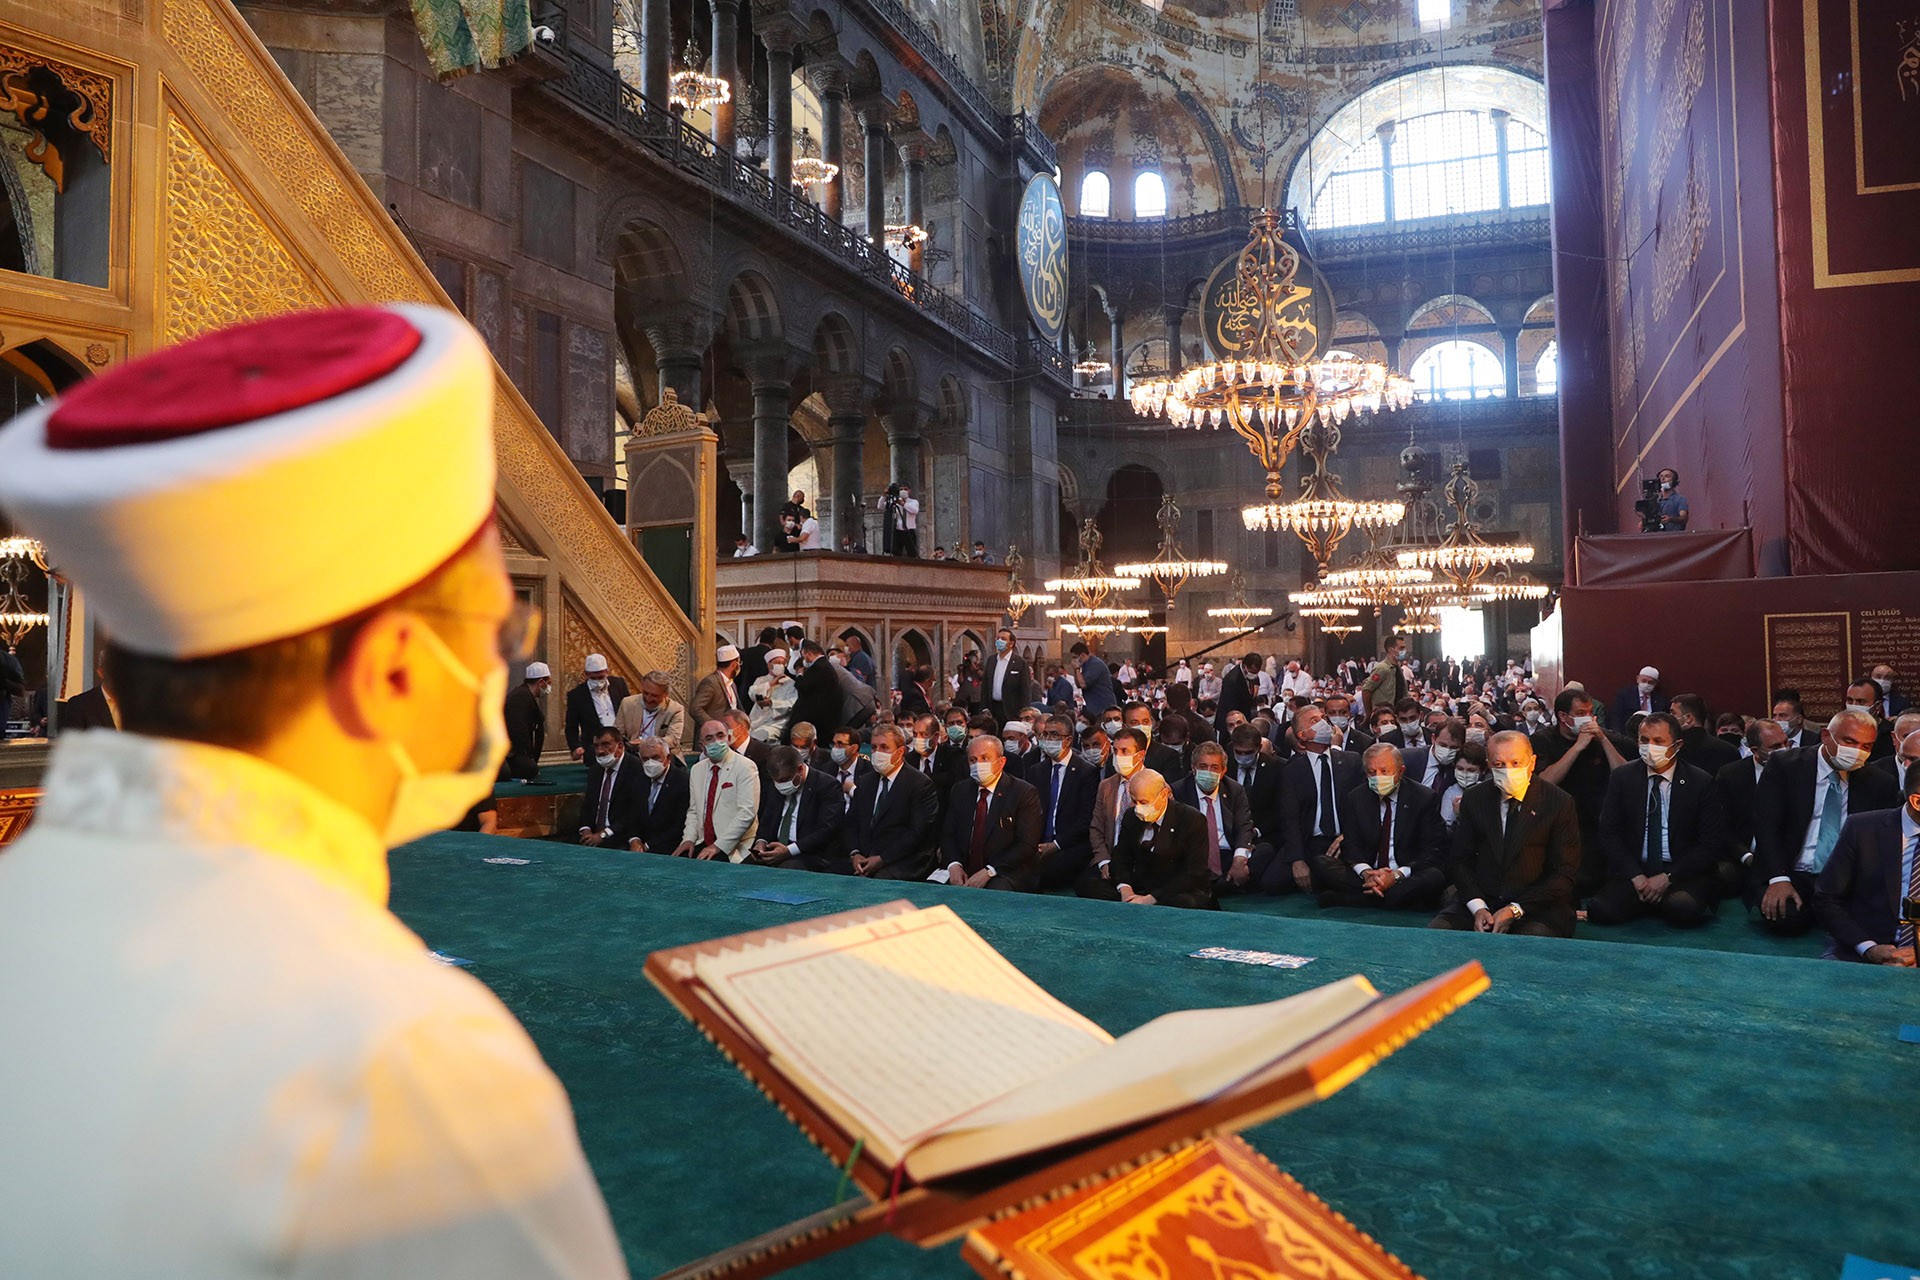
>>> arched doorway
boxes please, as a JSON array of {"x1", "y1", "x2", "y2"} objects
[
  {"x1": 1094, "y1": 465, "x2": 1165, "y2": 666},
  {"x1": 891, "y1": 627, "x2": 932, "y2": 695}
]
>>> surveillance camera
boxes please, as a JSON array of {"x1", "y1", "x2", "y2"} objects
[{"x1": 532, "y1": 24, "x2": 556, "y2": 42}]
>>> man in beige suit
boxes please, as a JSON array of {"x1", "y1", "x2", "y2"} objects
[
  {"x1": 674, "y1": 719, "x2": 761, "y2": 862},
  {"x1": 691, "y1": 644, "x2": 743, "y2": 728},
  {"x1": 1080, "y1": 727, "x2": 1150, "y2": 892},
  {"x1": 616, "y1": 670, "x2": 687, "y2": 749}
]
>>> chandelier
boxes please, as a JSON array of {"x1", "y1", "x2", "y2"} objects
[
  {"x1": 1395, "y1": 461, "x2": 1535, "y2": 591},
  {"x1": 790, "y1": 128, "x2": 838, "y2": 188},
  {"x1": 1321, "y1": 622, "x2": 1363, "y2": 636},
  {"x1": 1206, "y1": 571, "x2": 1272, "y2": 635},
  {"x1": 1046, "y1": 520, "x2": 1147, "y2": 645},
  {"x1": 1129, "y1": 209, "x2": 1413, "y2": 521},
  {"x1": 1398, "y1": 609, "x2": 1443, "y2": 635},
  {"x1": 1072, "y1": 341, "x2": 1111, "y2": 380},
  {"x1": 1250, "y1": 415, "x2": 1404, "y2": 572},
  {"x1": 1002, "y1": 545, "x2": 1055, "y2": 625},
  {"x1": 1113, "y1": 494, "x2": 1228, "y2": 606},
  {"x1": 0, "y1": 535, "x2": 50, "y2": 650},
  {"x1": 1129, "y1": 625, "x2": 1168, "y2": 636},
  {"x1": 669, "y1": 37, "x2": 730, "y2": 113},
  {"x1": 883, "y1": 222, "x2": 928, "y2": 251}
]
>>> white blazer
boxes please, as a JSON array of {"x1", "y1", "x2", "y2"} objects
[{"x1": 682, "y1": 748, "x2": 761, "y2": 861}]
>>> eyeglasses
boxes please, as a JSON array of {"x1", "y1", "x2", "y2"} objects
[{"x1": 413, "y1": 599, "x2": 542, "y2": 665}]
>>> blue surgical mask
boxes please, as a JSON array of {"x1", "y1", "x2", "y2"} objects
[
  {"x1": 831, "y1": 746, "x2": 850, "y2": 764},
  {"x1": 1193, "y1": 769, "x2": 1221, "y2": 793},
  {"x1": 995, "y1": 638, "x2": 1008, "y2": 653},
  {"x1": 946, "y1": 724, "x2": 965, "y2": 742},
  {"x1": 1233, "y1": 751, "x2": 1258, "y2": 768},
  {"x1": 703, "y1": 740, "x2": 729, "y2": 762},
  {"x1": 1038, "y1": 737, "x2": 1064, "y2": 757},
  {"x1": 1312, "y1": 720, "x2": 1334, "y2": 745}
]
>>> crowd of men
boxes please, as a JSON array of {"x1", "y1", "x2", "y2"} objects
[{"x1": 535, "y1": 629, "x2": 1920, "y2": 964}]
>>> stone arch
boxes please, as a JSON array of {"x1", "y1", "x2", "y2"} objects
[
  {"x1": 850, "y1": 49, "x2": 884, "y2": 100},
  {"x1": 1056, "y1": 460, "x2": 1082, "y2": 513},
  {"x1": 891, "y1": 626, "x2": 933, "y2": 689},
  {"x1": 1036, "y1": 61, "x2": 1239, "y2": 216},
  {"x1": 881, "y1": 345, "x2": 916, "y2": 408},
  {"x1": 936, "y1": 373, "x2": 967, "y2": 430},
  {"x1": 1407, "y1": 293, "x2": 1497, "y2": 331},
  {"x1": 929, "y1": 123, "x2": 958, "y2": 166},
  {"x1": 611, "y1": 218, "x2": 688, "y2": 306},
  {"x1": 952, "y1": 627, "x2": 985, "y2": 668},
  {"x1": 811, "y1": 311, "x2": 860, "y2": 375},
  {"x1": 723, "y1": 270, "x2": 783, "y2": 341}
]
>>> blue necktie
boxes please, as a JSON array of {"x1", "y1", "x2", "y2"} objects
[
  {"x1": 1045, "y1": 764, "x2": 1060, "y2": 841},
  {"x1": 1812, "y1": 775, "x2": 1846, "y2": 872},
  {"x1": 1898, "y1": 831, "x2": 1920, "y2": 950}
]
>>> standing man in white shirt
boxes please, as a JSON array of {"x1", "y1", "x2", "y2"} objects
[
  {"x1": 1280, "y1": 659, "x2": 1315, "y2": 700},
  {"x1": 987, "y1": 627, "x2": 1033, "y2": 725},
  {"x1": 0, "y1": 306, "x2": 625, "y2": 1277},
  {"x1": 880, "y1": 481, "x2": 920, "y2": 557}
]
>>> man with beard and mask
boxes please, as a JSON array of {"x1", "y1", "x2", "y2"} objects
[
  {"x1": 0, "y1": 306, "x2": 624, "y2": 1276},
  {"x1": 565, "y1": 653, "x2": 629, "y2": 762},
  {"x1": 1430, "y1": 731, "x2": 1581, "y2": 937},
  {"x1": 505, "y1": 660, "x2": 552, "y2": 781},
  {"x1": 1751, "y1": 709, "x2": 1899, "y2": 936}
]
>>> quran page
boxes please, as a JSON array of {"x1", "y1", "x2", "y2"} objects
[{"x1": 693, "y1": 906, "x2": 1112, "y2": 1166}]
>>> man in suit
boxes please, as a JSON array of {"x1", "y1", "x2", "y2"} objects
[
  {"x1": 577, "y1": 726, "x2": 646, "y2": 849},
  {"x1": 616, "y1": 670, "x2": 687, "y2": 750},
  {"x1": 985, "y1": 629, "x2": 1032, "y2": 725},
  {"x1": 1771, "y1": 693, "x2": 1819, "y2": 749},
  {"x1": 1869, "y1": 716, "x2": 1920, "y2": 793},
  {"x1": 673, "y1": 719, "x2": 761, "y2": 862},
  {"x1": 1073, "y1": 641, "x2": 1118, "y2": 717},
  {"x1": 1321, "y1": 692, "x2": 1374, "y2": 755},
  {"x1": 503, "y1": 661, "x2": 550, "y2": 781},
  {"x1": 1377, "y1": 697, "x2": 1428, "y2": 749},
  {"x1": 845, "y1": 724, "x2": 939, "y2": 880},
  {"x1": 58, "y1": 681, "x2": 118, "y2": 732},
  {"x1": 564, "y1": 653, "x2": 629, "y2": 761},
  {"x1": 1610, "y1": 665, "x2": 1670, "y2": 730},
  {"x1": 1084, "y1": 727, "x2": 1148, "y2": 884},
  {"x1": 1079, "y1": 769, "x2": 1214, "y2": 908},
  {"x1": 627, "y1": 735, "x2": 690, "y2": 854},
  {"x1": 1175, "y1": 742, "x2": 1276, "y2": 900},
  {"x1": 1027, "y1": 716, "x2": 1100, "y2": 889},
  {"x1": 897, "y1": 663, "x2": 935, "y2": 720},
  {"x1": 736, "y1": 626, "x2": 781, "y2": 704},
  {"x1": 1716, "y1": 718, "x2": 1788, "y2": 894},
  {"x1": 934, "y1": 736, "x2": 1043, "y2": 890},
  {"x1": 786, "y1": 720, "x2": 832, "y2": 772},
  {"x1": 1316, "y1": 744, "x2": 1448, "y2": 911},
  {"x1": 825, "y1": 727, "x2": 874, "y2": 795},
  {"x1": 1212, "y1": 652, "x2": 1261, "y2": 737},
  {"x1": 1751, "y1": 709, "x2": 1899, "y2": 936},
  {"x1": 1669, "y1": 693, "x2": 1737, "y2": 776},
  {"x1": 842, "y1": 632, "x2": 877, "y2": 688},
  {"x1": 1163, "y1": 681, "x2": 1215, "y2": 747},
  {"x1": 724, "y1": 710, "x2": 776, "y2": 793},
  {"x1": 1430, "y1": 730, "x2": 1582, "y2": 937},
  {"x1": 1275, "y1": 706, "x2": 1361, "y2": 896},
  {"x1": 1122, "y1": 701, "x2": 1184, "y2": 780},
  {"x1": 1870, "y1": 664, "x2": 1910, "y2": 722},
  {"x1": 1533, "y1": 688, "x2": 1632, "y2": 896},
  {"x1": 1848, "y1": 678, "x2": 1900, "y2": 761},
  {"x1": 1815, "y1": 767, "x2": 1920, "y2": 965},
  {"x1": 786, "y1": 642, "x2": 843, "y2": 745},
  {"x1": 752, "y1": 745, "x2": 848, "y2": 872},
  {"x1": 1585, "y1": 713, "x2": 1722, "y2": 928},
  {"x1": 692, "y1": 644, "x2": 744, "y2": 728},
  {"x1": 1402, "y1": 718, "x2": 1462, "y2": 797},
  {"x1": 1225, "y1": 723, "x2": 1285, "y2": 847}
]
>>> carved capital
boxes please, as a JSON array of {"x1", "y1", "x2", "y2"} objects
[
  {"x1": 636, "y1": 386, "x2": 713, "y2": 438},
  {"x1": 850, "y1": 95, "x2": 893, "y2": 131},
  {"x1": 818, "y1": 371, "x2": 873, "y2": 419},
  {"x1": 801, "y1": 59, "x2": 848, "y2": 97},
  {"x1": 642, "y1": 305, "x2": 721, "y2": 357}
]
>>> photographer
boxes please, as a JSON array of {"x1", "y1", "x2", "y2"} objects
[
  {"x1": 879, "y1": 481, "x2": 921, "y2": 557},
  {"x1": 1636, "y1": 467, "x2": 1689, "y2": 532}
]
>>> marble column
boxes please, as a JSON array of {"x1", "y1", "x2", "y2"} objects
[
  {"x1": 862, "y1": 112, "x2": 888, "y2": 250},
  {"x1": 900, "y1": 142, "x2": 927, "y2": 272},
  {"x1": 724, "y1": 455, "x2": 755, "y2": 540},
  {"x1": 830, "y1": 411, "x2": 866, "y2": 547},
  {"x1": 765, "y1": 39, "x2": 794, "y2": 189},
  {"x1": 1107, "y1": 306, "x2": 1125, "y2": 398},
  {"x1": 809, "y1": 439, "x2": 837, "y2": 541},
  {"x1": 654, "y1": 350, "x2": 703, "y2": 411},
  {"x1": 638, "y1": 0, "x2": 669, "y2": 105},
  {"x1": 885, "y1": 409, "x2": 922, "y2": 491},
  {"x1": 1501, "y1": 327, "x2": 1521, "y2": 399},
  {"x1": 1375, "y1": 120, "x2": 1397, "y2": 225},
  {"x1": 751, "y1": 377, "x2": 791, "y2": 553},
  {"x1": 820, "y1": 85, "x2": 846, "y2": 221},
  {"x1": 1490, "y1": 109, "x2": 1513, "y2": 210},
  {"x1": 710, "y1": 0, "x2": 740, "y2": 151},
  {"x1": 1163, "y1": 305, "x2": 1185, "y2": 375}
]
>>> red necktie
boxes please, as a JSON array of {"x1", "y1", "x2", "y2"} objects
[
  {"x1": 702, "y1": 764, "x2": 721, "y2": 846},
  {"x1": 967, "y1": 786, "x2": 991, "y2": 874},
  {"x1": 1205, "y1": 796, "x2": 1222, "y2": 877}
]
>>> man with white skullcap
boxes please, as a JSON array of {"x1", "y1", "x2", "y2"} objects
[
  {"x1": 0, "y1": 306, "x2": 625, "y2": 1277},
  {"x1": 507, "y1": 659, "x2": 554, "y2": 780},
  {"x1": 692, "y1": 642, "x2": 743, "y2": 727}
]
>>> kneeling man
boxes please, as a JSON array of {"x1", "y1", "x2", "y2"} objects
[
  {"x1": 1318, "y1": 743, "x2": 1447, "y2": 911},
  {"x1": 935, "y1": 735, "x2": 1042, "y2": 889},
  {"x1": 1430, "y1": 730, "x2": 1581, "y2": 936}
]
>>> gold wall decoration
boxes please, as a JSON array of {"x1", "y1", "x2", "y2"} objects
[
  {"x1": 0, "y1": 41, "x2": 114, "y2": 189},
  {"x1": 635, "y1": 385, "x2": 707, "y2": 436}
]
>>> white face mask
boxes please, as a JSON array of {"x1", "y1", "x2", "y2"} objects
[
  {"x1": 912, "y1": 736, "x2": 931, "y2": 754},
  {"x1": 641, "y1": 758, "x2": 666, "y2": 779},
  {"x1": 870, "y1": 750, "x2": 895, "y2": 774},
  {"x1": 1844, "y1": 703, "x2": 1874, "y2": 716},
  {"x1": 588, "y1": 678, "x2": 608, "y2": 692},
  {"x1": 774, "y1": 778, "x2": 799, "y2": 796},
  {"x1": 830, "y1": 746, "x2": 850, "y2": 764},
  {"x1": 1133, "y1": 801, "x2": 1163, "y2": 823},
  {"x1": 1639, "y1": 743, "x2": 1673, "y2": 770},
  {"x1": 1466, "y1": 727, "x2": 1488, "y2": 744},
  {"x1": 1492, "y1": 764, "x2": 1531, "y2": 799},
  {"x1": 595, "y1": 751, "x2": 618, "y2": 768},
  {"x1": 1113, "y1": 752, "x2": 1141, "y2": 776},
  {"x1": 1001, "y1": 738, "x2": 1023, "y2": 756},
  {"x1": 1453, "y1": 767, "x2": 1482, "y2": 787},
  {"x1": 1874, "y1": 676, "x2": 1893, "y2": 693},
  {"x1": 1433, "y1": 744, "x2": 1458, "y2": 764},
  {"x1": 1638, "y1": 681, "x2": 1655, "y2": 695},
  {"x1": 382, "y1": 626, "x2": 508, "y2": 847},
  {"x1": 1775, "y1": 718, "x2": 1797, "y2": 735},
  {"x1": 1830, "y1": 744, "x2": 1868, "y2": 772},
  {"x1": 768, "y1": 665, "x2": 786, "y2": 679},
  {"x1": 1311, "y1": 720, "x2": 1333, "y2": 745},
  {"x1": 1570, "y1": 715, "x2": 1595, "y2": 732},
  {"x1": 971, "y1": 760, "x2": 1000, "y2": 785}
]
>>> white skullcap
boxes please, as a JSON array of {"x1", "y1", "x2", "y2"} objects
[
  {"x1": 524, "y1": 662, "x2": 551, "y2": 680},
  {"x1": 766, "y1": 649, "x2": 789, "y2": 664},
  {"x1": 1002, "y1": 721, "x2": 1032, "y2": 736},
  {"x1": 1639, "y1": 666, "x2": 1660, "y2": 680},
  {"x1": 781, "y1": 619, "x2": 802, "y2": 631},
  {"x1": 584, "y1": 653, "x2": 609, "y2": 673},
  {"x1": 0, "y1": 304, "x2": 494, "y2": 659},
  {"x1": 717, "y1": 644, "x2": 741, "y2": 663}
]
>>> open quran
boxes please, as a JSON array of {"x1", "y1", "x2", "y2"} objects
[{"x1": 645, "y1": 900, "x2": 1486, "y2": 1278}]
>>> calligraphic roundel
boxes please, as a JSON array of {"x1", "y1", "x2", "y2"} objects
[
  {"x1": 1017, "y1": 174, "x2": 1068, "y2": 346},
  {"x1": 1200, "y1": 239, "x2": 1334, "y2": 364}
]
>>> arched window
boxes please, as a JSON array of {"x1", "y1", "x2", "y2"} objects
[
  {"x1": 1534, "y1": 340, "x2": 1559, "y2": 396},
  {"x1": 1079, "y1": 170, "x2": 1110, "y2": 218},
  {"x1": 1133, "y1": 171, "x2": 1167, "y2": 219},
  {"x1": 1409, "y1": 339, "x2": 1504, "y2": 401},
  {"x1": 1507, "y1": 120, "x2": 1551, "y2": 208},
  {"x1": 1311, "y1": 135, "x2": 1387, "y2": 230}
]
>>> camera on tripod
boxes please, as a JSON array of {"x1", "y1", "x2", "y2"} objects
[{"x1": 1632, "y1": 477, "x2": 1663, "y2": 532}]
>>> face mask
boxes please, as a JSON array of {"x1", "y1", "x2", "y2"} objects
[
  {"x1": 829, "y1": 655, "x2": 845, "y2": 667},
  {"x1": 1233, "y1": 751, "x2": 1258, "y2": 768},
  {"x1": 1038, "y1": 737, "x2": 1064, "y2": 758},
  {"x1": 1001, "y1": 738, "x2": 1023, "y2": 756},
  {"x1": 1830, "y1": 744, "x2": 1867, "y2": 772},
  {"x1": 946, "y1": 724, "x2": 965, "y2": 742},
  {"x1": 1466, "y1": 728, "x2": 1487, "y2": 745},
  {"x1": 1453, "y1": 767, "x2": 1482, "y2": 787},
  {"x1": 1571, "y1": 715, "x2": 1594, "y2": 732},
  {"x1": 1638, "y1": 681, "x2": 1655, "y2": 694},
  {"x1": 768, "y1": 665, "x2": 786, "y2": 679},
  {"x1": 1775, "y1": 718, "x2": 1797, "y2": 735},
  {"x1": 1133, "y1": 801, "x2": 1163, "y2": 824},
  {"x1": 1329, "y1": 715, "x2": 1351, "y2": 730},
  {"x1": 1525, "y1": 711, "x2": 1544, "y2": 725},
  {"x1": 595, "y1": 751, "x2": 618, "y2": 768},
  {"x1": 1399, "y1": 719, "x2": 1421, "y2": 736},
  {"x1": 1311, "y1": 720, "x2": 1333, "y2": 745},
  {"x1": 641, "y1": 758, "x2": 666, "y2": 779},
  {"x1": 1845, "y1": 703, "x2": 1874, "y2": 716},
  {"x1": 704, "y1": 740, "x2": 730, "y2": 763},
  {"x1": 1131, "y1": 723, "x2": 1153, "y2": 743},
  {"x1": 1639, "y1": 743, "x2": 1672, "y2": 769},
  {"x1": 1368, "y1": 774, "x2": 1398, "y2": 796},
  {"x1": 995, "y1": 638, "x2": 1008, "y2": 653},
  {"x1": 774, "y1": 778, "x2": 799, "y2": 796},
  {"x1": 1659, "y1": 481, "x2": 1673, "y2": 492},
  {"x1": 830, "y1": 746, "x2": 850, "y2": 765},
  {"x1": 1102, "y1": 719, "x2": 1123, "y2": 735},
  {"x1": 1874, "y1": 677, "x2": 1893, "y2": 693},
  {"x1": 1492, "y1": 765, "x2": 1530, "y2": 798},
  {"x1": 381, "y1": 626, "x2": 508, "y2": 847},
  {"x1": 870, "y1": 750, "x2": 895, "y2": 773},
  {"x1": 971, "y1": 761, "x2": 1000, "y2": 785},
  {"x1": 912, "y1": 737, "x2": 931, "y2": 754},
  {"x1": 1193, "y1": 769, "x2": 1221, "y2": 793},
  {"x1": 589, "y1": 678, "x2": 609, "y2": 692},
  {"x1": 1114, "y1": 752, "x2": 1141, "y2": 776},
  {"x1": 1080, "y1": 747, "x2": 1106, "y2": 768}
]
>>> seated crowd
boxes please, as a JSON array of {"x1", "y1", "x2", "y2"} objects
[{"x1": 551, "y1": 636, "x2": 1920, "y2": 964}]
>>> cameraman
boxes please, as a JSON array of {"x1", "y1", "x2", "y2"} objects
[
  {"x1": 1652, "y1": 468, "x2": 1688, "y2": 531},
  {"x1": 879, "y1": 482, "x2": 920, "y2": 558}
]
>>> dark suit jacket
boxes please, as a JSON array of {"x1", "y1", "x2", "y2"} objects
[
  {"x1": 1678, "y1": 726, "x2": 1739, "y2": 776},
  {"x1": 1143, "y1": 741, "x2": 1186, "y2": 783},
  {"x1": 580, "y1": 754, "x2": 648, "y2": 846},
  {"x1": 565, "y1": 678, "x2": 630, "y2": 753},
  {"x1": 1278, "y1": 748, "x2": 1364, "y2": 865},
  {"x1": 986, "y1": 652, "x2": 1033, "y2": 723},
  {"x1": 736, "y1": 644, "x2": 771, "y2": 703},
  {"x1": 1868, "y1": 754, "x2": 1909, "y2": 791},
  {"x1": 1025, "y1": 754, "x2": 1099, "y2": 867},
  {"x1": 848, "y1": 765, "x2": 940, "y2": 872},
  {"x1": 1610, "y1": 687, "x2": 1671, "y2": 730},
  {"x1": 1225, "y1": 755, "x2": 1285, "y2": 843},
  {"x1": 1341, "y1": 779, "x2": 1447, "y2": 874},
  {"x1": 1449, "y1": 777, "x2": 1583, "y2": 936},
  {"x1": 1815, "y1": 809, "x2": 1916, "y2": 958},
  {"x1": 1079, "y1": 656, "x2": 1117, "y2": 715},
  {"x1": 787, "y1": 661, "x2": 844, "y2": 743},
  {"x1": 757, "y1": 766, "x2": 847, "y2": 864},
  {"x1": 1715, "y1": 756, "x2": 1765, "y2": 863},
  {"x1": 897, "y1": 682, "x2": 933, "y2": 719},
  {"x1": 1213, "y1": 666, "x2": 1258, "y2": 735},
  {"x1": 633, "y1": 763, "x2": 691, "y2": 853},
  {"x1": 1400, "y1": 746, "x2": 1456, "y2": 798},
  {"x1": 1110, "y1": 802, "x2": 1214, "y2": 909},
  {"x1": 1754, "y1": 748, "x2": 1901, "y2": 881},
  {"x1": 504, "y1": 683, "x2": 545, "y2": 775},
  {"x1": 1172, "y1": 775, "x2": 1257, "y2": 862},
  {"x1": 58, "y1": 685, "x2": 116, "y2": 733},
  {"x1": 941, "y1": 772, "x2": 1043, "y2": 889},
  {"x1": 1597, "y1": 760, "x2": 1721, "y2": 882}
]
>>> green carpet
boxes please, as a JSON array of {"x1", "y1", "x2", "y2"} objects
[
  {"x1": 493, "y1": 763, "x2": 588, "y2": 798},
  {"x1": 390, "y1": 834, "x2": 1920, "y2": 1280}
]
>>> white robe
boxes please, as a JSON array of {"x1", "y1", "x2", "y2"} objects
[{"x1": 0, "y1": 731, "x2": 626, "y2": 1279}]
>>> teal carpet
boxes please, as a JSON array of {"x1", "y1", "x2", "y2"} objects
[
  {"x1": 390, "y1": 834, "x2": 1920, "y2": 1280},
  {"x1": 494, "y1": 763, "x2": 588, "y2": 798}
]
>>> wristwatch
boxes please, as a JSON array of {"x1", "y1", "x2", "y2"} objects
[{"x1": 1505, "y1": 902, "x2": 1525, "y2": 920}]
